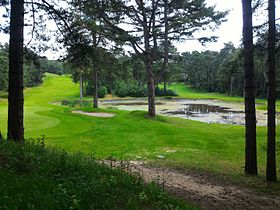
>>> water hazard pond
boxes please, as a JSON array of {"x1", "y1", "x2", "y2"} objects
[{"x1": 100, "y1": 98, "x2": 273, "y2": 126}]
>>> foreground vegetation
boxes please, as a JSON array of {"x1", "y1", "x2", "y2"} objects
[
  {"x1": 0, "y1": 140, "x2": 194, "y2": 209},
  {"x1": 0, "y1": 74, "x2": 279, "y2": 193}
]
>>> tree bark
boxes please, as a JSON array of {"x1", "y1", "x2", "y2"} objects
[
  {"x1": 147, "y1": 63, "x2": 156, "y2": 117},
  {"x1": 93, "y1": 67, "x2": 98, "y2": 108},
  {"x1": 266, "y1": 0, "x2": 277, "y2": 182},
  {"x1": 230, "y1": 75, "x2": 234, "y2": 96},
  {"x1": 242, "y1": 0, "x2": 258, "y2": 175},
  {"x1": 142, "y1": 3, "x2": 156, "y2": 117},
  {"x1": 80, "y1": 74, "x2": 83, "y2": 99},
  {"x1": 163, "y1": 0, "x2": 169, "y2": 81},
  {"x1": 7, "y1": 0, "x2": 24, "y2": 142},
  {"x1": 164, "y1": 80, "x2": 167, "y2": 92}
]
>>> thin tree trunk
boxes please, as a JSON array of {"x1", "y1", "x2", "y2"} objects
[
  {"x1": 266, "y1": 0, "x2": 277, "y2": 182},
  {"x1": 93, "y1": 67, "x2": 98, "y2": 108},
  {"x1": 80, "y1": 74, "x2": 83, "y2": 99},
  {"x1": 163, "y1": 0, "x2": 169, "y2": 82},
  {"x1": 242, "y1": 0, "x2": 258, "y2": 175},
  {"x1": 7, "y1": 0, "x2": 24, "y2": 142},
  {"x1": 230, "y1": 75, "x2": 234, "y2": 96},
  {"x1": 164, "y1": 80, "x2": 167, "y2": 92},
  {"x1": 143, "y1": 7, "x2": 156, "y2": 117},
  {"x1": 147, "y1": 63, "x2": 156, "y2": 117}
]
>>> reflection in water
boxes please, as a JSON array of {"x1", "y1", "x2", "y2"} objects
[
  {"x1": 112, "y1": 102, "x2": 164, "y2": 106},
  {"x1": 166, "y1": 104, "x2": 243, "y2": 115},
  {"x1": 164, "y1": 104, "x2": 247, "y2": 125},
  {"x1": 101, "y1": 99, "x2": 268, "y2": 126},
  {"x1": 185, "y1": 104, "x2": 229, "y2": 113}
]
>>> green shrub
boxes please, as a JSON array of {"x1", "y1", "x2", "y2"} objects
[
  {"x1": 155, "y1": 86, "x2": 178, "y2": 97},
  {"x1": 113, "y1": 80, "x2": 129, "y2": 97},
  {"x1": 61, "y1": 100, "x2": 92, "y2": 107},
  {"x1": 98, "y1": 86, "x2": 107, "y2": 98},
  {"x1": 86, "y1": 85, "x2": 108, "y2": 98},
  {"x1": 113, "y1": 80, "x2": 147, "y2": 97}
]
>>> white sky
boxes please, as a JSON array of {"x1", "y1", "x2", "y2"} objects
[
  {"x1": 0, "y1": 0, "x2": 278, "y2": 59},
  {"x1": 176, "y1": 1, "x2": 243, "y2": 52}
]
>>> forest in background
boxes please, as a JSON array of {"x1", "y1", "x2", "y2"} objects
[
  {"x1": 1, "y1": 35, "x2": 280, "y2": 99},
  {"x1": 0, "y1": 43, "x2": 64, "y2": 90}
]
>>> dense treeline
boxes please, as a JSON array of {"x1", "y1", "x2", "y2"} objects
[
  {"x1": 68, "y1": 50, "x2": 178, "y2": 98},
  {"x1": 66, "y1": 36, "x2": 280, "y2": 100},
  {"x1": 179, "y1": 38, "x2": 280, "y2": 98},
  {"x1": 0, "y1": 44, "x2": 66, "y2": 90},
  {"x1": 3, "y1": 38, "x2": 279, "y2": 100}
]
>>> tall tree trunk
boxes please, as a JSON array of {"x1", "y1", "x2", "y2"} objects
[
  {"x1": 164, "y1": 80, "x2": 167, "y2": 92},
  {"x1": 230, "y1": 75, "x2": 234, "y2": 96},
  {"x1": 266, "y1": 0, "x2": 277, "y2": 182},
  {"x1": 80, "y1": 74, "x2": 83, "y2": 99},
  {"x1": 162, "y1": 0, "x2": 169, "y2": 84},
  {"x1": 7, "y1": 0, "x2": 24, "y2": 142},
  {"x1": 93, "y1": 67, "x2": 98, "y2": 108},
  {"x1": 143, "y1": 10, "x2": 156, "y2": 117},
  {"x1": 147, "y1": 63, "x2": 156, "y2": 117},
  {"x1": 242, "y1": 0, "x2": 258, "y2": 175}
]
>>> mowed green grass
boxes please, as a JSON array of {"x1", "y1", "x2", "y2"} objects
[
  {"x1": 167, "y1": 84, "x2": 244, "y2": 102},
  {"x1": 168, "y1": 83, "x2": 280, "y2": 112},
  {"x1": 0, "y1": 74, "x2": 279, "y2": 191}
]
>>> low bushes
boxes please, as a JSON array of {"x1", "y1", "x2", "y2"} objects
[
  {"x1": 85, "y1": 85, "x2": 108, "y2": 98},
  {"x1": 61, "y1": 100, "x2": 92, "y2": 107},
  {"x1": 113, "y1": 80, "x2": 147, "y2": 98},
  {"x1": 0, "y1": 140, "x2": 194, "y2": 209},
  {"x1": 112, "y1": 80, "x2": 177, "y2": 98},
  {"x1": 98, "y1": 86, "x2": 108, "y2": 98},
  {"x1": 155, "y1": 87, "x2": 178, "y2": 97}
]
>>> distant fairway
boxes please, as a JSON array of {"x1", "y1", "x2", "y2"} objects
[
  {"x1": 0, "y1": 73, "x2": 279, "y2": 185},
  {"x1": 0, "y1": 74, "x2": 92, "y2": 137}
]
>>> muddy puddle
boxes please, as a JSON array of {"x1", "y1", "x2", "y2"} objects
[{"x1": 100, "y1": 98, "x2": 272, "y2": 126}]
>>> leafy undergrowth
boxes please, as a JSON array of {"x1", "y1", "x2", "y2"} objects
[{"x1": 0, "y1": 140, "x2": 197, "y2": 210}]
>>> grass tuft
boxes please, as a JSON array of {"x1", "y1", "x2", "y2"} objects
[{"x1": 0, "y1": 140, "x2": 197, "y2": 209}]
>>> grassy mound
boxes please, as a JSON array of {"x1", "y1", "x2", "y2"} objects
[{"x1": 0, "y1": 140, "x2": 196, "y2": 210}]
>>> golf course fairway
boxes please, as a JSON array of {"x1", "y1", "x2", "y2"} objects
[{"x1": 0, "y1": 73, "x2": 279, "y2": 182}]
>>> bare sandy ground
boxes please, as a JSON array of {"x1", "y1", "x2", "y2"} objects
[
  {"x1": 72, "y1": 110, "x2": 115, "y2": 118},
  {"x1": 102, "y1": 161, "x2": 280, "y2": 210}
]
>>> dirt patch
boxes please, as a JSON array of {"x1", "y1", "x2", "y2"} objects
[
  {"x1": 102, "y1": 161, "x2": 280, "y2": 210},
  {"x1": 72, "y1": 110, "x2": 115, "y2": 118}
]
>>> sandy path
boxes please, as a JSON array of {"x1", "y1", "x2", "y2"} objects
[{"x1": 103, "y1": 161, "x2": 280, "y2": 210}]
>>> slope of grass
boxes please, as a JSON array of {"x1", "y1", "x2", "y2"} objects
[
  {"x1": 167, "y1": 83, "x2": 280, "y2": 112},
  {"x1": 167, "y1": 84, "x2": 244, "y2": 102},
  {"x1": 0, "y1": 74, "x2": 279, "y2": 193},
  {"x1": 0, "y1": 140, "x2": 195, "y2": 210}
]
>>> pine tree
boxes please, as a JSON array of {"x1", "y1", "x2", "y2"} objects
[
  {"x1": 242, "y1": 0, "x2": 258, "y2": 175},
  {"x1": 7, "y1": 0, "x2": 25, "y2": 142},
  {"x1": 266, "y1": 0, "x2": 277, "y2": 182},
  {"x1": 73, "y1": 0, "x2": 226, "y2": 117}
]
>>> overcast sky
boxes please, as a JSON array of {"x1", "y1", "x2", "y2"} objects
[
  {"x1": 176, "y1": 0, "x2": 243, "y2": 52},
  {"x1": 0, "y1": 1, "x2": 278, "y2": 59}
]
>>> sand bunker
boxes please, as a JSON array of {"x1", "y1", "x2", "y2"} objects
[{"x1": 72, "y1": 110, "x2": 115, "y2": 118}]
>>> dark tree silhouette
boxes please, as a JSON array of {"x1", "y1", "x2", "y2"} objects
[
  {"x1": 242, "y1": 0, "x2": 258, "y2": 175},
  {"x1": 7, "y1": 0, "x2": 25, "y2": 142},
  {"x1": 266, "y1": 0, "x2": 277, "y2": 182}
]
